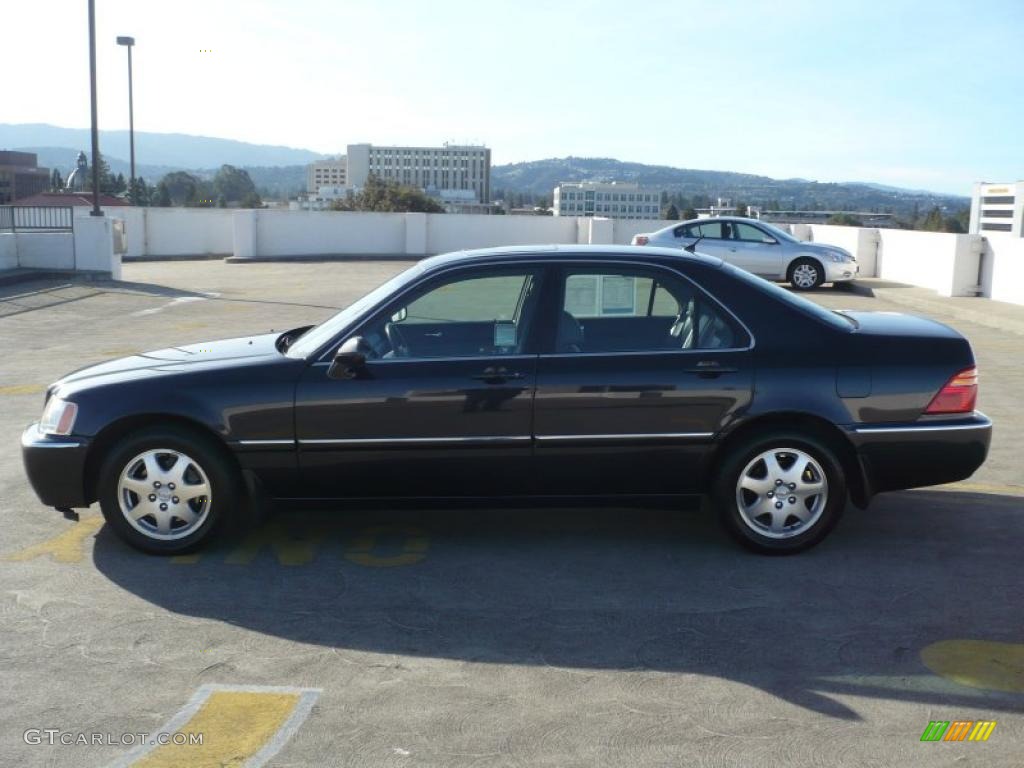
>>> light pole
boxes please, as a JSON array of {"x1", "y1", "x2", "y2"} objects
[
  {"x1": 87, "y1": 0, "x2": 101, "y2": 216},
  {"x1": 116, "y1": 35, "x2": 136, "y2": 204}
]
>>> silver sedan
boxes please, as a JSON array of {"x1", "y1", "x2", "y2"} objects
[{"x1": 632, "y1": 217, "x2": 858, "y2": 290}]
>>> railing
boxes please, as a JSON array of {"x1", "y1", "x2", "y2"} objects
[{"x1": 0, "y1": 205, "x2": 74, "y2": 232}]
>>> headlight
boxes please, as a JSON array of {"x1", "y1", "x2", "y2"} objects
[
  {"x1": 826, "y1": 250, "x2": 853, "y2": 263},
  {"x1": 40, "y1": 397, "x2": 78, "y2": 436}
]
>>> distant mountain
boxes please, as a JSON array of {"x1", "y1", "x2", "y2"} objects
[
  {"x1": 0, "y1": 123, "x2": 325, "y2": 169},
  {"x1": 492, "y1": 157, "x2": 969, "y2": 215}
]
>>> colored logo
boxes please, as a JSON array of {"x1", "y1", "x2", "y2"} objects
[{"x1": 920, "y1": 720, "x2": 996, "y2": 742}]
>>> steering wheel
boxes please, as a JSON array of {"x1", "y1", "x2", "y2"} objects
[{"x1": 385, "y1": 322, "x2": 410, "y2": 357}]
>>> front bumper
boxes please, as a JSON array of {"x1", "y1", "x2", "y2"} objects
[
  {"x1": 825, "y1": 260, "x2": 859, "y2": 283},
  {"x1": 21, "y1": 423, "x2": 91, "y2": 508},
  {"x1": 847, "y1": 411, "x2": 992, "y2": 494}
]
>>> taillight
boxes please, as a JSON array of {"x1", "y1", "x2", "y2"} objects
[
  {"x1": 634, "y1": 235, "x2": 649, "y2": 246},
  {"x1": 924, "y1": 366, "x2": 978, "y2": 414}
]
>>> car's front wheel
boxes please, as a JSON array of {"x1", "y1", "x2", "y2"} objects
[
  {"x1": 98, "y1": 425, "x2": 239, "y2": 554},
  {"x1": 713, "y1": 431, "x2": 846, "y2": 554},
  {"x1": 788, "y1": 258, "x2": 824, "y2": 290}
]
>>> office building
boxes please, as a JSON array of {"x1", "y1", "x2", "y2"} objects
[
  {"x1": 0, "y1": 151, "x2": 51, "y2": 204},
  {"x1": 552, "y1": 181, "x2": 662, "y2": 219},
  {"x1": 970, "y1": 182, "x2": 1024, "y2": 237},
  {"x1": 306, "y1": 157, "x2": 347, "y2": 194},
  {"x1": 346, "y1": 143, "x2": 491, "y2": 204}
]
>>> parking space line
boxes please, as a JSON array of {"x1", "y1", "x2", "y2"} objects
[
  {"x1": 6, "y1": 515, "x2": 103, "y2": 563},
  {"x1": 0, "y1": 384, "x2": 46, "y2": 396},
  {"x1": 935, "y1": 482, "x2": 1024, "y2": 497},
  {"x1": 108, "y1": 684, "x2": 320, "y2": 768},
  {"x1": 345, "y1": 525, "x2": 430, "y2": 567},
  {"x1": 921, "y1": 639, "x2": 1024, "y2": 693}
]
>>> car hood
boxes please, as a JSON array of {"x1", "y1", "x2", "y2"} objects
[
  {"x1": 836, "y1": 310, "x2": 962, "y2": 339},
  {"x1": 55, "y1": 333, "x2": 282, "y2": 387}
]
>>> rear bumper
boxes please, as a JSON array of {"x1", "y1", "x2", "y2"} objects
[
  {"x1": 21, "y1": 423, "x2": 91, "y2": 508},
  {"x1": 847, "y1": 412, "x2": 992, "y2": 494}
]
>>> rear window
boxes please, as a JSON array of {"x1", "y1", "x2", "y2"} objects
[{"x1": 723, "y1": 264, "x2": 853, "y2": 331}]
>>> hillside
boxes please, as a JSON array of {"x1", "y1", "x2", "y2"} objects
[
  {"x1": 492, "y1": 157, "x2": 969, "y2": 215},
  {"x1": 0, "y1": 124, "x2": 323, "y2": 169},
  {"x1": 2, "y1": 124, "x2": 970, "y2": 212}
]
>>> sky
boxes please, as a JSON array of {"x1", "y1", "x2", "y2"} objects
[{"x1": 5, "y1": 0, "x2": 1024, "y2": 194}]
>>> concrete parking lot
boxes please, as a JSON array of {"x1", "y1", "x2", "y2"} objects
[{"x1": 1, "y1": 260, "x2": 1022, "y2": 767}]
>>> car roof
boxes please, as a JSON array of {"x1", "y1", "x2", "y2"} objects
[
  {"x1": 649, "y1": 216, "x2": 753, "y2": 233},
  {"x1": 420, "y1": 243, "x2": 724, "y2": 271}
]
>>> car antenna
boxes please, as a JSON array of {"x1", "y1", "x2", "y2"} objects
[{"x1": 684, "y1": 234, "x2": 704, "y2": 254}]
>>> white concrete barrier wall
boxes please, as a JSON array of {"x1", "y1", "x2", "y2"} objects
[
  {"x1": 426, "y1": 214, "x2": 577, "y2": 254},
  {"x1": 83, "y1": 207, "x2": 235, "y2": 258},
  {"x1": 806, "y1": 224, "x2": 880, "y2": 277},
  {"x1": 876, "y1": 229, "x2": 981, "y2": 297},
  {"x1": 0, "y1": 233, "x2": 17, "y2": 269},
  {"x1": 255, "y1": 210, "x2": 407, "y2": 257},
  {"x1": 40, "y1": 206, "x2": 1023, "y2": 305},
  {"x1": 13, "y1": 232, "x2": 75, "y2": 269},
  {"x1": 611, "y1": 218, "x2": 670, "y2": 245},
  {"x1": 74, "y1": 215, "x2": 121, "y2": 279},
  {"x1": 984, "y1": 235, "x2": 1024, "y2": 305}
]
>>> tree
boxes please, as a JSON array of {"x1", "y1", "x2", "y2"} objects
[
  {"x1": 155, "y1": 181, "x2": 172, "y2": 207},
  {"x1": 331, "y1": 175, "x2": 444, "y2": 213},
  {"x1": 664, "y1": 203, "x2": 680, "y2": 220},
  {"x1": 682, "y1": 207, "x2": 698, "y2": 221},
  {"x1": 213, "y1": 164, "x2": 258, "y2": 204},
  {"x1": 159, "y1": 171, "x2": 201, "y2": 205},
  {"x1": 919, "y1": 206, "x2": 945, "y2": 232},
  {"x1": 240, "y1": 191, "x2": 263, "y2": 209},
  {"x1": 130, "y1": 177, "x2": 151, "y2": 206},
  {"x1": 50, "y1": 168, "x2": 64, "y2": 191},
  {"x1": 826, "y1": 213, "x2": 864, "y2": 226},
  {"x1": 942, "y1": 216, "x2": 964, "y2": 233}
]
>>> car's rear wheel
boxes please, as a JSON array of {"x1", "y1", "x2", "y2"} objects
[
  {"x1": 98, "y1": 425, "x2": 239, "y2": 554},
  {"x1": 788, "y1": 258, "x2": 824, "y2": 290},
  {"x1": 713, "y1": 431, "x2": 846, "y2": 553}
]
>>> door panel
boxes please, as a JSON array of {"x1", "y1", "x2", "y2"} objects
[
  {"x1": 533, "y1": 351, "x2": 752, "y2": 494},
  {"x1": 534, "y1": 263, "x2": 754, "y2": 495},
  {"x1": 293, "y1": 264, "x2": 546, "y2": 499},
  {"x1": 730, "y1": 222, "x2": 783, "y2": 276},
  {"x1": 295, "y1": 357, "x2": 536, "y2": 497}
]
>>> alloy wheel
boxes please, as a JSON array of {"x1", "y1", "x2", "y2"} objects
[
  {"x1": 117, "y1": 449, "x2": 212, "y2": 541},
  {"x1": 792, "y1": 263, "x2": 820, "y2": 289},
  {"x1": 734, "y1": 447, "x2": 828, "y2": 539}
]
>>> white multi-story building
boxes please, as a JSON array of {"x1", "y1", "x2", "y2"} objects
[
  {"x1": 970, "y1": 181, "x2": 1024, "y2": 237},
  {"x1": 552, "y1": 181, "x2": 662, "y2": 219},
  {"x1": 306, "y1": 158, "x2": 347, "y2": 194},
  {"x1": 346, "y1": 143, "x2": 491, "y2": 203}
]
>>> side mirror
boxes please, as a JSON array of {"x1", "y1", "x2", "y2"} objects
[
  {"x1": 390, "y1": 307, "x2": 408, "y2": 323},
  {"x1": 327, "y1": 336, "x2": 368, "y2": 380}
]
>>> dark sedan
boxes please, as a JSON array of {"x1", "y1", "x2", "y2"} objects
[{"x1": 22, "y1": 246, "x2": 992, "y2": 554}]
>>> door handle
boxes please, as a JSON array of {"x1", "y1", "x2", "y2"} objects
[
  {"x1": 471, "y1": 367, "x2": 524, "y2": 383},
  {"x1": 423, "y1": 331, "x2": 443, "y2": 338},
  {"x1": 684, "y1": 361, "x2": 738, "y2": 377}
]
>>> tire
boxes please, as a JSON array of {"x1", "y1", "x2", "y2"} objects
[
  {"x1": 712, "y1": 431, "x2": 846, "y2": 554},
  {"x1": 788, "y1": 258, "x2": 824, "y2": 291},
  {"x1": 98, "y1": 424, "x2": 241, "y2": 555}
]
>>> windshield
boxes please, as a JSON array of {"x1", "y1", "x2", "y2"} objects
[
  {"x1": 285, "y1": 262, "x2": 426, "y2": 358},
  {"x1": 722, "y1": 264, "x2": 853, "y2": 331},
  {"x1": 756, "y1": 221, "x2": 798, "y2": 242}
]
